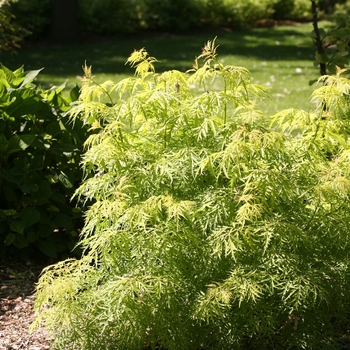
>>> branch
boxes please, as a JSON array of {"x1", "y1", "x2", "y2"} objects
[{"x1": 311, "y1": 0, "x2": 327, "y2": 76}]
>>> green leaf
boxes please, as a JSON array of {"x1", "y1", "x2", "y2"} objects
[
  {"x1": 0, "y1": 69, "x2": 11, "y2": 88},
  {"x1": 20, "y1": 68, "x2": 44, "y2": 88},
  {"x1": 46, "y1": 121, "x2": 62, "y2": 137},
  {"x1": 0, "y1": 64, "x2": 16, "y2": 86},
  {"x1": 0, "y1": 83, "x2": 7, "y2": 97},
  {"x1": 54, "y1": 213, "x2": 74, "y2": 230},
  {"x1": 70, "y1": 84, "x2": 80, "y2": 101},
  {"x1": 4, "y1": 233, "x2": 16, "y2": 245},
  {"x1": 3, "y1": 185, "x2": 18, "y2": 202},
  {"x1": 19, "y1": 134, "x2": 36, "y2": 148},
  {"x1": 27, "y1": 231, "x2": 38, "y2": 243},
  {"x1": 2, "y1": 165, "x2": 25, "y2": 184},
  {"x1": 315, "y1": 53, "x2": 330, "y2": 64},
  {"x1": 39, "y1": 240, "x2": 57, "y2": 258},
  {"x1": 20, "y1": 183, "x2": 39, "y2": 193},
  {"x1": 51, "y1": 192, "x2": 66, "y2": 204},
  {"x1": 6, "y1": 135, "x2": 22, "y2": 155},
  {"x1": 0, "y1": 134, "x2": 8, "y2": 154},
  {"x1": 13, "y1": 233, "x2": 28, "y2": 249},
  {"x1": 58, "y1": 172, "x2": 73, "y2": 188},
  {"x1": 10, "y1": 221, "x2": 25, "y2": 234},
  {"x1": 6, "y1": 134, "x2": 36, "y2": 156},
  {"x1": 0, "y1": 210, "x2": 5, "y2": 222},
  {"x1": 32, "y1": 181, "x2": 52, "y2": 205},
  {"x1": 20, "y1": 207, "x2": 40, "y2": 228}
]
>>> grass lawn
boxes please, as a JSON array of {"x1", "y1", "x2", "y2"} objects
[{"x1": 1, "y1": 22, "x2": 328, "y2": 116}]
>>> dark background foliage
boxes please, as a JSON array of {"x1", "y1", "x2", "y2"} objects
[
  {"x1": 0, "y1": 65, "x2": 88, "y2": 260},
  {"x1": 9, "y1": 0, "x2": 317, "y2": 42}
]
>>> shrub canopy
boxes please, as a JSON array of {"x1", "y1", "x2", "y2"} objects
[{"x1": 34, "y1": 41, "x2": 350, "y2": 349}]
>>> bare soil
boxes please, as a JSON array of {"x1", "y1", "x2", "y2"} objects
[{"x1": 0, "y1": 259, "x2": 51, "y2": 350}]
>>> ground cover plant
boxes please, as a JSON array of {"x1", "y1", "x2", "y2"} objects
[
  {"x1": 33, "y1": 39, "x2": 350, "y2": 349},
  {"x1": 1, "y1": 22, "x2": 325, "y2": 115}
]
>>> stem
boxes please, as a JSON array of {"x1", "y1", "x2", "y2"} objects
[
  {"x1": 223, "y1": 79, "x2": 227, "y2": 125},
  {"x1": 92, "y1": 79, "x2": 114, "y2": 106},
  {"x1": 311, "y1": 0, "x2": 327, "y2": 76}
]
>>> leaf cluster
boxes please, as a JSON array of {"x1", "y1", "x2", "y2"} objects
[
  {"x1": 35, "y1": 41, "x2": 350, "y2": 349},
  {"x1": 0, "y1": 0, "x2": 28, "y2": 53},
  {"x1": 0, "y1": 64, "x2": 88, "y2": 259},
  {"x1": 304, "y1": 1, "x2": 350, "y2": 80}
]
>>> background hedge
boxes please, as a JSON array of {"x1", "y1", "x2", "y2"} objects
[{"x1": 10, "y1": 0, "x2": 319, "y2": 42}]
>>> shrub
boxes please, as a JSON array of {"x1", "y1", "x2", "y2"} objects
[
  {"x1": 0, "y1": 0, "x2": 28, "y2": 52},
  {"x1": 78, "y1": 0, "x2": 146, "y2": 35},
  {"x1": 222, "y1": 0, "x2": 274, "y2": 28},
  {"x1": 272, "y1": 0, "x2": 311, "y2": 20},
  {"x1": 34, "y1": 40, "x2": 350, "y2": 349},
  {"x1": 142, "y1": 0, "x2": 204, "y2": 32},
  {"x1": 11, "y1": 0, "x2": 51, "y2": 40},
  {"x1": 305, "y1": 0, "x2": 350, "y2": 79},
  {"x1": 10, "y1": 0, "x2": 314, "y2": 40},
  {"x1": 0, "y1": 64, "x2": 88, "y2": 260}
]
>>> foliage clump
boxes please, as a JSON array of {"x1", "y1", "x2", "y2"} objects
[
  {"x1": 11, "y1": 0, "x2": 313, "y2": 40},
  {"x1": 34, "y1": 40, "x2": 350, "y2": 349},
  {"x1": 0, "y1": 0, "x2": 28, "y2": 52},
  {"x1": 0, "y1": 65, "x2": 87, "y2": 259}
]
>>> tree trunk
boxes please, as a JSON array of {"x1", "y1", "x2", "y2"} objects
[
  {"x1": 50, "y1": 0, "x2": 79, "y2": 44},
  {"x1": 311, "y1": 0, "x2": 327, "y2": 76}
]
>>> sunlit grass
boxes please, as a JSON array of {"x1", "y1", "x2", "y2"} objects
[{"x1": 1, "y1": 22, "x2": 329, "y2": 115}]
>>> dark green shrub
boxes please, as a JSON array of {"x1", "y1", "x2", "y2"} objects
[
  {"x1": 11, "y1": 0, "x2": 51, "y2": 40},
  {"x1": 0, "y1": 0, "x2": 28, "y2": 52},
  {"x1": 223, "y1": 0, "x2": 274, "y2": 28},
  {"x1": 34, "y1": 40, "x2": 350, "y2": 349},
  {"x1": 0, "y1": 64, "x2": 88, "y2": 260},
  {"x1": 304, "y1": 0, "x2": 350, "y2": 79},
  {"x1": 143, "y1": 0, "x2": 204, "y2": 32},
  {"x1": 270, "y1": 0, "x2": 310, "y2": 21},
  {"x1": 9, "y1": 0, "x2": 316, "y2": 40},
  {"x1": 78, "y1": 0, "x2": 146, "y2": 35}
]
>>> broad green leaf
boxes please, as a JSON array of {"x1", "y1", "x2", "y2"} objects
[
  {"x1": 0, "y1": 69, "x2": 11, "y2": 88},
  {"x1": 26, "y1": 231, "x2": 38, "y2": 243},
  {"x1": 46, "y1": 121, "x2": 62, "y2": 137},
  {"x1": 6, "y1": 135, "x2": 22, "y2": 155},
  {"x1": 0, "y1": 134, "x2": 8, "y2": 154},
  {"x1": 6, "y1": 134, "x2": 36, "y2": 156},
  {"x1": 58, "y1": 172, "x2": 73, "y2": 188},
  {"x1": 20, "y1": 68, "x2": 44, "y2": 88},
  {"x1": 0, "y1": 83, "x2": 7, "y2": 97},
  {"x1": 54, "y1": 213, "x2": 74, "y2": 230},
  {"x1": 39, "y1": 240, "x2": 57, "y2": 258},
  {"x1": 32, "y1": 181, "x2": 52, "y2": 205},
  {"x1": 70, "y1": 84, "x2": 80, "y2": 102},
  {"x1": 315, "y1": 52, "x2": 330, "y2": 64},
  {"x1": 3, "y1": 185, "x2": 18, "y2": 202},
  {"x1": 20, "y1": 183, "x2": 39, "y2": 193},
  {"x1": 19, "y1": 134, "x2": 36, "y2": 148},
  {"x1": 2, "y1": 166, "x2": 25, "y2": 184},
  {"x1": 20, "y1": 207, "x2": 40, "y2": 228},
  {"x1": 4, "y1": 232, "x2": 16, "y2": 245},
  {"x1": 51, "y1": 192, "x2": 66, "y2": 204},
  {"x1": 13, "y1": 233, "x2": 28, "y2": 249},
  {"x1": 10, "y1": 221, "x2": 25, "y2": 234},
  {"x1": 1, "y1": 64, "x2": 16, "y2": 85}
]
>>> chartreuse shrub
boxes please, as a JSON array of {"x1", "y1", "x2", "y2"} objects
[
  {"x1": 34, "y1": 40, "x2": 350, "y2": 349},
  {"x1": 0, "y1": 64, "x2": 88, "y2": 259}
]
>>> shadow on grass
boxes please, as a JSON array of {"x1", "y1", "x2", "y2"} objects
[{"x1": 0, "y1": 25, "x2": 314, "y2": 79}]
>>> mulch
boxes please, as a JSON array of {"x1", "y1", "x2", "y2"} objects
[{"x1": 0, "y1": 259, "x2": 51, "y2": 350}]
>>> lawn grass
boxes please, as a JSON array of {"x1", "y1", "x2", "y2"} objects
[{"x1": 1, "y1": 22, "x2": 329, "y2": 116}]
